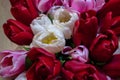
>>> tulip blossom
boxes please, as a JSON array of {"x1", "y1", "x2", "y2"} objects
[
  {"x1": 73, "y1": 10, "x2": 98, "y2": 47},
  {"x1": 62, "y1": 45, "x2": 89, "y2": 63},
  {"x1": 3, "y1": 19, "x2": 34, "y2": 45},
  {"x1": 100, "y1": 12, "x2": 120, "y2": 36},
  {"x1": 62, "y1": 60, "x2": 109, "y2": 80},
  {"x1": 30, "y1": 24, "x2": 65, "y2": 53},
  {"x1": 97, "y1": 0, "x2": 120, "y2": 19},
  {"x1": 0, "y1": 50, "x2": 27, "y2": 78},
  {"x1": 10, "y1": 0, "x2": 38, "y2": 25},
  {"x1": 15, "y1": 72, "x2": 27, "y2": 80},
  {"x1": 102, "y1": 54, "x2": 120, "y2": 79},
  {"x1": 35, "y1": 0, "x2": 62, "y2": 13},
  {"x1": 30, "y1": 14, "x2": 52, "y2": 35},
  {"x1": 50, "y1": 7, "x2": 79, "y2": 39},
  {"x1": 90, "y1": 30, "x2": 118, "y2": 62},
  {"x1": 62, "y1": 0, "x2": 105, "y2": 12},
  {"x1": 26, "y1": 48, "x2": 61, "y2": 80}
]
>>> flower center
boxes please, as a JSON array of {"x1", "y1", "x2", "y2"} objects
[
  {"x1": 58, "y1": 10, "x2": 71, "y2": 23},
  {"x1": 1, "y1": 56, "x2": 13, "y2": 67},
  {"x1": 41, "y1": 33, "x2": 57, "y2": 44}
]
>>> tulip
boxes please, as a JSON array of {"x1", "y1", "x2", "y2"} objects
[
  {"x1": 30, "y1": 24, "x2": 65, "y2": 53},
  {"x1": 62, "y1": 60, "x2": 109, "y2": 80},
  {"x1": 90, "y1": 30, "x2": 118, "y2": 62},
  {"x1": 97, "y1": 0, "x2": 120, "y2": 19},
  {"x1": 3, "y1": 19, "x2": 33, "y2": 45},
  {"x1": 10, "y1": 0, "x2": 39, "y2": 25},
  {"x1": 30, "y1": 14, "x2": 52, "y2": 35},
  {"x1": 73, "y1": 11, "x2": 98, "y2": 47},
  {"x1": 26, "y1": 47, "x2": 61, "y2": 80},
  {"x1": 62, "y1": 45, "x2": 89, "y2": 63},
  {"x1": 62, "y1": 0, "x2": 105, "y2": 12},
  {"x1": 35, "y1": 0, "x2": 62, "y2": 13},
  {"x1": 102, "y1": 54, "x2": 120, "y2": 79},
  {"x1": 100, "y1": 12, "x2": 120, "y2": 36},
  {"x1": 51, "y1": 7, "x2": 79, "y2": 39},
  {"x1": 0, "y1": 50, "x2": 27, "y2": 78}
]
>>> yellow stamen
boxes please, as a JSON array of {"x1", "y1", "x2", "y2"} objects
[
  {"x1": 59, "y1": 10, "x2": 71, "y2": 23},
  {"x1": 41, "y1": 33, "x2": 57, "y2": 44}
]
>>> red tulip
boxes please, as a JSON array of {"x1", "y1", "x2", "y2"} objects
[
  {"x1": 97, "y1": 0, "x2": 120, "y2": 19},
  {"x1": 102, "y1": 54, "x2": 120, "y2": 79},
  {"x1": 3, "y1": 19, "x2": 33, "y2": 45},
  {"x1": 62, "y1": 60, "x2": 109, "y2": 80},
  {"x1": 100, "y1": 12, "x2": 120, "y2": 36},
  {"x1": 10, "y1": 0, "x2": 39, "y2": 25},
  {"x1": 90, "y1": 30, "x2": 118, "y2": 62},
  {"x1": 73, "y1": 10, "x2": 98, "y2": 48},
  {"x1": 111, "y1": 16, "x2": 120, "y2": 36},
  {"x1": 26, "y1": 47, "x2": 61, "y2": 80}
]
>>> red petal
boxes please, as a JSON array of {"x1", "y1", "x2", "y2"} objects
[{"x1": 11, "y1": 32, "x2": 33, "y2": 45}]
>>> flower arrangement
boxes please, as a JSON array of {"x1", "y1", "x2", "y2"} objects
[{"x1": 0, "y1": 0, "x2": 120, "y2": 80}]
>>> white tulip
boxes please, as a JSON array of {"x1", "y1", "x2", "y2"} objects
[
  {"x1": 15, "y1": 72, "x2": 27, "y2": 80},
  {"x1": 30, "y1": 14, "x2": 52, "y2": 34},
  {"x1": 30, "y1": 24, "x2": 65, "y2": 53},
  {"x1": 52, "y1": 8, "x2": 79, "y2": 39}
]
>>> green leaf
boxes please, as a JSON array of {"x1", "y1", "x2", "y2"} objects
[
  {"x1": 95, "y1": 62, "x2": 106, "y2": 66},
  {"x1": 48, "y1": 14, "x2": 53, "y2": 23},
  {"x1": 23, "y1": 47, "x2": 30, "y2": 51},
  {"x1": 25, "y1": 57, "x2": 33, "y2": 70}
]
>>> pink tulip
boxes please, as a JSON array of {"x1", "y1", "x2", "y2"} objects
[
  {"x1": 35, "y1": 0, "x2": 62, "y2": 13},
  {"x1": 62, "y1": 0, "x2": 105, "y2": 12},
  {"x1": 62, "y1": 45, "x2": 89, "y2": 63},
  {"x1": 0, "y1": 50, "x2": 27, "y2": 78}
]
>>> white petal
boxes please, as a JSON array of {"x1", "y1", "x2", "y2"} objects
[
  {"x1": 53, "y1": 8, "x2": 79, "y2": 39},
  {"x1": 15, "y1": 72, "x2": 27, "y2": 80},
  {"x1": 30, "y1": 14, "x2": 52, "y2": 34},
  {"x1": 30, "y1": 24, "x2": 65, "y2": 53}
]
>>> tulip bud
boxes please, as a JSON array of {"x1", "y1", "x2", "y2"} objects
[
  {"x1": 73, "y1": 12, "x2": 98, "y2": 47},
  {"x1": 3, "y1": 19, "x2": 33, "y2": 45},
  {"x1": 10, "y1": 0, "x2": 38, "y2": 25},
  {"x1": 90, "y1": 30, "x2": 118, "y2": 62}
]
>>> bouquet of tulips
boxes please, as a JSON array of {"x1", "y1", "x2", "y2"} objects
[{"x1": 0, "y1": 0, "x2": 120, "y2": 80}]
